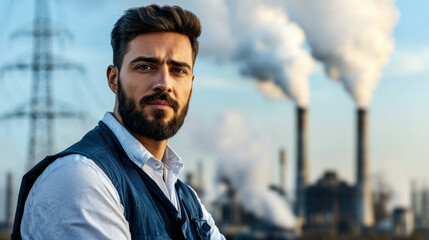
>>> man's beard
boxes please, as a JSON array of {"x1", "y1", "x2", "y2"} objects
[{"x1": 117, "y1": 80, "x2": 190, "y2": 141}]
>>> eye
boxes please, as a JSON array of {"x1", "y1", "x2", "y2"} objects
[
  {"x1": 171, "y1": 68, "x2": 187, "y2": 74},
  {"x1": 136, "y1": 64, "x2": 154, "y2": 70}
]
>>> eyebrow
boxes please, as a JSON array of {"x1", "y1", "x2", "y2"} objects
[
  {"x1": 129, "y1": 56, "x2": 192, "y2": 70},
  {"x1": 168, "y1": 60, "x2": 192, "y2": 70},
  {"x1": 129, "y1": 57, "x2": 160, "y2": 65}
]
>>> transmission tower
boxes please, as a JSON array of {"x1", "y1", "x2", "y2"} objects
[{"x1": 1, "y1": 0, "x2": 85, "y2": 170}]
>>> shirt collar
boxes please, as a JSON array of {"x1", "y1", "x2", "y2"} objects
[
  {"x1": 163, "y1": 145, "x2": 184, "y2": 174},
  {"x1": 101, "y1": 112, "x2": 184, "y2": 173}
]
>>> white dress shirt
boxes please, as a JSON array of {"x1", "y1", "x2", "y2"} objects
[{"x1": 21, "y1": 112, "x2": 224, "y2": 240}]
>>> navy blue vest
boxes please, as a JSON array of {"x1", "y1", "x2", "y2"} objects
[{"x1": 12, "y1": 121, "x2": 211, "y2": 240}]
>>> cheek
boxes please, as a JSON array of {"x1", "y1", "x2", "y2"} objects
[
  {"x1": 121, "y1": 73, "x2": 152, "y2": 94},
  {"x1": 127, "y1": 84, "x2": 152, "y2": 102},
  {"x1": 179, "y1": 85, "x2": 192, "y2": 103}
]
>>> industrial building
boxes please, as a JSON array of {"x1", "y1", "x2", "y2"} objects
[{"x1": 304, "y1": 171, "x2": 356, "y2": 234}]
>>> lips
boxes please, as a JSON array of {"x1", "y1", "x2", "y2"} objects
[
  {"x1": 147, "y1": 99, "x2": 173, "y2": 110},
  {"x1": 148, "y1": 99, "x2": 171, "y2": 106}
]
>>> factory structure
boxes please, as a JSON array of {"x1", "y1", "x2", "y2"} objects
[
  {"x1": 182, "y1": 108, "x2": 424, "y2": 239},
  {"x1": 291, "y1": 107, "x2": 375, "y2": 234}
]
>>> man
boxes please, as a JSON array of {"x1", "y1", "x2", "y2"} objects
[{"x1": 12, "y1": 4, "x2": 224, "y2": 240}]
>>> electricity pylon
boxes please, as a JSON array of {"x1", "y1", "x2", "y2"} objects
[{"x1": 1, "y1": 0, "x2": 85, "y2": 170}]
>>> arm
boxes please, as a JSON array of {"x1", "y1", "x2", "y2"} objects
[{"x1": 20, "y1": 154, "x2": 131, "y2": 240}]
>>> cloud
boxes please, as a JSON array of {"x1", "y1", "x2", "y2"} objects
[{"x1": 386, "y1": 46, "x2": 429, "y2": 77}]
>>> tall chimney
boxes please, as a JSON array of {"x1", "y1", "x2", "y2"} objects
[
  {"x1": 295, "y1": 107, "x2": 309, "y2": 218},
  {"x1": 279, "y1": 148, "x2": 287, "y2": 196},
  {"x1": 411, "y1": 180, "x2": 420, "y2": 223},
  {"x1": 197, "y1": 160, "x2": 206, "y2": 194},
  {"x1": 356, "y1": 109, "x2": 374, "y2": 227},
  {"x1": 6, "y1": 171, "x2": 13, "y2": 226}
]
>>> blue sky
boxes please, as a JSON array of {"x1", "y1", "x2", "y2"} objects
[{"x1": 0, "y1": 0, "x2": 428, "y2": 216}]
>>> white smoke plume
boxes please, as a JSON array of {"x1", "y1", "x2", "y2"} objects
[
  {"x1": 285, "y1": 0, "x2": 399, "y2": 108},
  {"x1": 226, "y1": 1, "x2": 315, "y2": 107},
  {"x1": 190, "y1": 110, "x2": 296, "y2": 229}
]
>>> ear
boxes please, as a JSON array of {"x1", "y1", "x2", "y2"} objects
[{"x1": 107, "y1": 65, "x2": 119, "y2": 94}]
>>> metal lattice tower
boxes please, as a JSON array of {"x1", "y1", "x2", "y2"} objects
[{"x1": 1, "y1": 0, "x2": 84, "y2": 170}]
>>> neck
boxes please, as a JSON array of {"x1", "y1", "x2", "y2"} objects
[{"x1": 113, "y1": 111, "x2": 168, "y2": 161}]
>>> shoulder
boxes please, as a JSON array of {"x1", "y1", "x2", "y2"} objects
[
  {"x1": 35, "y1": 154, "x2": 117, "y2": 193},
  {"x1": 28, "y1": 154, "x2": 122, "y2": 210},
  {"x1": 21, "y1": 154, "x2": 129, "y2": 239}
]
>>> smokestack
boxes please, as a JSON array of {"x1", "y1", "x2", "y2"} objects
[
  {"x1": 411, "y1": 180, "x2": 420, "y2": 222},
  {"x1": 295, "y1": 107, "x2": 309, "y2": 218},
  {"x1": 197, "y1": 160, "x2": 206, "y2": 194},
  {"x1": 6, "y1": 171, "x2": 13, "y2": 226},
  {"x1": 356, "y1": 109, "x2": 374, "y2": 227},
  {"x1": 279, "y1": 149, "x2": 287, "y2": 196}
]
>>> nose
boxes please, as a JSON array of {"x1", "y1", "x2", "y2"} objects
[{"x1": 153, "y1": 66, "x2": 172, "y2": 93}]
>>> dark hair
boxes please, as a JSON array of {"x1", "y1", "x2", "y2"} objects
[{"x1": 111, "y1": 4, "x2": 202, "y2": 70}]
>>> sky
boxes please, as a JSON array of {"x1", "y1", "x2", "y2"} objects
[{"x1": 0, "y1": 0, "x2": 428, "y2": 221}]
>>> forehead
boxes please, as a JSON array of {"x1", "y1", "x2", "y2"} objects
[{"x1": 123, "y1": 32, "x2": 193, "y2": 67}]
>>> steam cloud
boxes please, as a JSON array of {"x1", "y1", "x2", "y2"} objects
[
  {"x1": 285, "y1": 0, "x2": 399, "y2": 108},
  {"x1": 227, "y1": 1, "x2": 315, "y2": 107},
  {"x1": 190, "y1": 111, "x2": 296, "y2": 229}
]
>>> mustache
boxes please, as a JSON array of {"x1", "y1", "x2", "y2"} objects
[{"x1": 139, "y1": 92, "x2": 179, "y2": 111}]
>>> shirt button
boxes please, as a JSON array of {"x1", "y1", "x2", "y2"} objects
[{"x1": 153, "y1": 162, "x2": 162, "y2": 169}]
